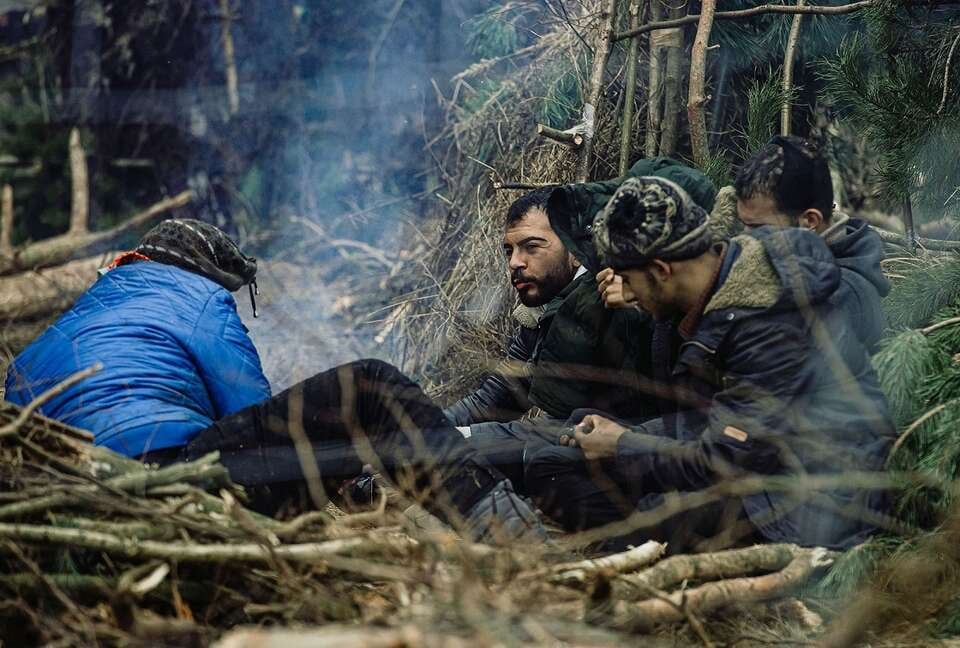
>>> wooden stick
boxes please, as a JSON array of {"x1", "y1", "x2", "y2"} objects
[
  {"x1": 781, "y1": 0, "x2": 805, "y2": 135},
  {"x1": 492, "y1": 181, "x2": 559, "y2": 191},
  {"x1": 1, "y1": 183, "x2": 12, "y2": 253},
  {"x1": 0, "y1": 364, "x2": 101, "y2": 439},
  {"x1": 0, "y1": 452, "x2": 226, "y2": 520},
  {"x1": 938, "y1": 28, "x2": 960, "y2": 114},
  {"x1": 536, "y1": 123, "x2": 584, "y2": 148},
  {"x1": 614, "y1": 0, "x2": 873, "y2": 41},
  {"x1": 68, "y1": 128, "x2": 89, "y2": 235},
  {"x1": 619, "y1": 0, "x2": 642, "y2": 175},
  {"x1": 0, "y1": 522, "x2": 419, "y2": 565},
  {"x1": 551, "y1": 540, "x2": 666, "y2": 588},
  {"x1": 687, "y1": 0, "x2": 717, "y2": 167},
  {"x1": 219, "y1": 0, "x2": 239, "y2": 115}
]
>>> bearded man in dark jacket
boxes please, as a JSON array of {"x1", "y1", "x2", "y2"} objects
[
  {"x1": 525, "y1": 177, "x2": 896, "y2": 553},
  {"x1": 444, "y1": 159, "x2": 717, "y2": 488}
]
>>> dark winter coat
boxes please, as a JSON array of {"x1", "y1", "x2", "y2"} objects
[
  {"x1": 446, "y1": 158, "x2": 717, "y2": 426},
  {"x1": 4, "y1": 262, "x2": 271, "y2": 456},
  {"x1": 615, "y1": 227, "x2": 896, "y2": 549},
  {"x1": 826, "y1": 217, "x2": 891, "y2": 352}
]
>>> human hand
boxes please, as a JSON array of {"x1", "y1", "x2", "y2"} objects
[
  {"x1": 596, "y1": 268, "x2": 637, "y2": 309},
  {"x1": 559, "y1": 414, "x2": 627, "y2": 460}
]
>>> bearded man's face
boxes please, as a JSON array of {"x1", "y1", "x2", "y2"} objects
[{"x1": 502, "y1": 207, "x2": 578, "y2": 307}]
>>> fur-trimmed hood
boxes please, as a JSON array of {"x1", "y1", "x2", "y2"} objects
[{"x1": 705, "y1": 226, "x2": 840, "y2": 317}]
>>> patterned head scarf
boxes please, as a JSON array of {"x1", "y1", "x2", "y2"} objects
[
  {"x1": 135, "y1": 219, "x2": 257, "y2": 292},
  {"x1": 592, "y1": 176, "x2": 712, "y2": 270}
]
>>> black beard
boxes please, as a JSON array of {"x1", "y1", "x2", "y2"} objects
[{"x1": 514, "y1": 263, "x2": 577, "y2": 307}]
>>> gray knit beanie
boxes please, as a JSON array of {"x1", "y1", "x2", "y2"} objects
[{"x1": 592, "y1": 176, "x2": 712, "y2": 270}]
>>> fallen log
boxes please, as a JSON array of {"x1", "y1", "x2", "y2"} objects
[
  {"x1": 0, "y1": 253, "x2": 113, "y2": 322},
  {"x1": 0, "y1": 189, "x2": 192, "y2": 276},
  {"x1": 607, "y1": 546, "x2": 835, "y2": 632},
  {"x1": 214, "y1": 625, "x2": 469, "y2": 648},
  {"x1": 613, "y1": 543, "x2": 802, "y2": 600}
]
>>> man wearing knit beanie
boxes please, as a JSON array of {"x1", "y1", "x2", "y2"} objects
[{"x1": 524, "y1": 177, "x2": 896, "y2": 553}]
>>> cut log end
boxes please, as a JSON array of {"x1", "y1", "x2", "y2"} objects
[{"x1": 536, "y1": 123, "x2": 584, "y2": 148}]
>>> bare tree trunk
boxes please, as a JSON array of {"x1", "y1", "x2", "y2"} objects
[
  {"x1": 903, "y1": 195, "x2": 917, "y2": 251},
  {"x1": 688, "y1": 0, "x2": 717, "y2": 167},
  {"x1": 781, "y1": 0, "x2": 806, "y2": 135},
  {"x1": 619, "y1": 0, "x2": 643, "y2": 175},
  {"x1": 578, "y1": 0, "x2": 619, "y2": 182},
  {"x1": 220, "y1": 0, "x2": 240, "y2": 116},
  {"x1": 658, "y1": 3, "x2": 686, "y2": 157},
  {"x1": 68, "y1": 128, "x2": 89, "y2": 235},
  {"x1": 1, "y1": 184, "x2": 12, "y2": 254},
  {"x1": 645, "y1": 1, "x2": 665, "y2": 157}
]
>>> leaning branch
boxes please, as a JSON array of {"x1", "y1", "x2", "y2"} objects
[
  {"x1": 614, "y1": 0, "x2": 872, "y2": 41},
  {"x1": 0, "y1": 189, "x2": 193, "y2": 276},
  {"x1": 871, "y1": 224, "x2": 960, "y2": 252}
]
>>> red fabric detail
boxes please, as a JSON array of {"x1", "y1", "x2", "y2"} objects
[{"x1": 107, "y1": 251, "x2": 152, "y2": 269}]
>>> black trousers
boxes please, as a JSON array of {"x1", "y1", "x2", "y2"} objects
[
  {"x1": 146, "y1": 359, "x2": 504, "y2": 521},
  {"x1": 523, "y1": 409, "x2": 760, "y2": 554}
]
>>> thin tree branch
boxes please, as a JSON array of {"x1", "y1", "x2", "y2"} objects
[
  {"x1": 615, "y1": 0, "x2": 873, "y2": 41},
  {"x1": 781, "y1": 0, "x2": 806, "y2": 135},
  {"x1": 0, "y1": 364, "x2": 101, "y2": 439},
  {"x1": 938, "y1": 28, "x2": 960, "y2": 114}
]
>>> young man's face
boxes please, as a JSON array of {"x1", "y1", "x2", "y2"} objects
[
  {"x1": 620, "y1": 264, "x2": 678, "y2": 321},
  {"x1": 737, "y1": 193, "x2": 825, "y2": 232},
  {"x1": 502, "y1": 207, "x2": 578, "y2": 307},
  {"x1": 736, "y1": 193, "x2": 796, "y2": 229}
]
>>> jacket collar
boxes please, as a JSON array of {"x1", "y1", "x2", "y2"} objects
[{"x1": 678, "y1": 242, "x2": 731, "y2": 339}]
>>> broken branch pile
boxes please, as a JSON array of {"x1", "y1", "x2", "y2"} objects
[{"x1": 0, "y1": 395, "x2": 839, "y2": 646}]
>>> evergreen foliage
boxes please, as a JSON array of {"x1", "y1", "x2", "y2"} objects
[
  {"x1": 743, "y1": 72, "x2": 787, "y2": 154},
  {"x1": 883, "y1": 255, "x2": 960, "y2": 330},
  {"x1": 818, "y1": 3, "x2": 960, "y2": 219},
  {"x1": 465, "y1": 4, "x2": 530, "y2": 59}
]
